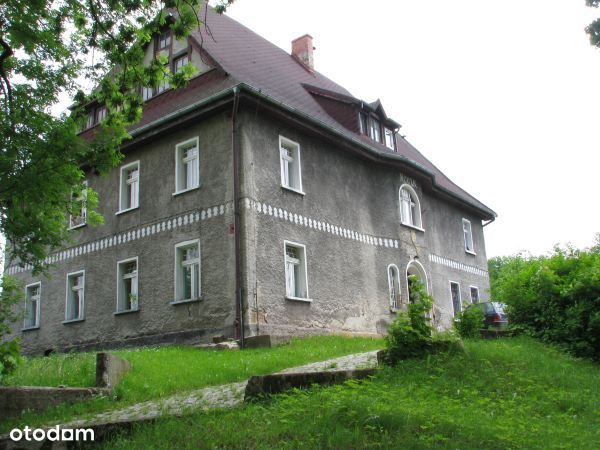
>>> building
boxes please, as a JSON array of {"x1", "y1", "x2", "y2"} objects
[{"x1": 5, "y1": 7, "x2": 496, "y2": 354}]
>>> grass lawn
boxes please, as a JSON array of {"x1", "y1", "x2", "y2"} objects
[
  {"x1": 97, "y1": 337, "x2": 600, "y2": 449},
  {"x1": 0, "y1": 335, "x2": 382, "y2": 433}
]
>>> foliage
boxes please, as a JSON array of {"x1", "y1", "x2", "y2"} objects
[
  {"x1": 0, "y1": 276, "x2": 22, "y2": 381},
  {"x1": 0, "y1": 0, "x2": 233, "y2": 273},
  {"x1": 587, "y1": 0, "x2": 600, "y2": 48},
  {"x1": 385, "y1": 275, "x2": 435, "y2": 362},
  {"x1": 0, "y1": 335, "x2": 383, "y2": 431},
  {"x1": 98, "y1": 337, "x2": 600, "y2": 450},
  {"x1": 489, "y1": 238, "x2": 600, "y2": 360},
  {"x1": 454, "y1": 305, "x2": 484, "y2": 338}
]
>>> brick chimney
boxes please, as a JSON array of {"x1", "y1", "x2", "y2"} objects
[{"x1": 291, "y1": 34, "x2": 314, "y2": 70}]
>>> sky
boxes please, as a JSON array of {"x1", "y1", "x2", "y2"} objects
[{"x1": 222, "y1": 0, "x2": 600, "y2": 257}]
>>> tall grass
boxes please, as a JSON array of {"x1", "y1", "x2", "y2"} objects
[{"x1": 99, "y1": 337, "x2": 600, "y2": 449}]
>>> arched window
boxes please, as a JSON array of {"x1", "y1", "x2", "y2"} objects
[
  {"x1": 387, "y1": 264, "x2": 401, "y2": 310},
  {"x1": 399, "y1": 184, "x2": 423, "y2": 229},
  {"x1": 405, "y1": 260, "x2": 429, "y2": 303}
]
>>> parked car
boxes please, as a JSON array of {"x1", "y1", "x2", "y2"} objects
[{"x1": 465, "y1": 302, "x2": 508, "y2": 329}]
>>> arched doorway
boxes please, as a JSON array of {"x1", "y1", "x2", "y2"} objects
[{"x1": 405, "y1": 259, "x2": 428, "y2": 303}]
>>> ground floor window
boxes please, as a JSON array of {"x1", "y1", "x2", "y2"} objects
[
  {"x1": 450, "y1": 281, "x2": 462, "y2": 316},
  {"x1": 117, "y1": 258, "x2": 139, "y2": 312},
  {"x1": 284, "y1": 241, "x2": 309, "y2": 300},
  {"x1": 387, "y1": 264, "x2": 400, "y2": 310},
  {"x1": 65, "y1": 271, "x2": 85, "y2": 321},
  {"x1": 174, "y1": 240, "x2": 200, "y2": 302},
  {"x1": 470, "y1": 286, "x2": 480, "y2": 304},
  {"x1": 24, "y1": 282, "x2": 41, "y2": 329}
]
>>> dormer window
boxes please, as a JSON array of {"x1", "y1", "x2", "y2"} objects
[
  {"x1": 158, "y1": 30, "x2": 171, "y2": 50},
  {"x1": 174, "y1": 55, "x2": 189, "y2": 73},
  {"x1": 384, "y1": 128, "x2": 395, "y2": 150},
  {"x1": 369, "y1": 117, "x2": 381, "y2": 143}
]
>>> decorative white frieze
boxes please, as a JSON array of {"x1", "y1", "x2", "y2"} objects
[
  {"x1": 429, "y1": 253, "x2": 488, "y2": 277},
  {"x1": 5, "y1": 202, "x2": 233, "y2": 275}
]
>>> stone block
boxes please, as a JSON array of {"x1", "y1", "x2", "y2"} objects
[
  {"x1": 244, "y1": 368, "x2": 376, "y2": 400},
  {"x1": 95, "y1": 352, "x2": 132, "y2": 388}
]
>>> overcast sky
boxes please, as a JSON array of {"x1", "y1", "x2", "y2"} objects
[{"x1": 223, "y1": 0, "x2": 600, "y2": 257}]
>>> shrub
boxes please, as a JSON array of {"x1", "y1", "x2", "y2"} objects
[
  {"x1": 0, "y1": 276, "x2": 22, "y2": 382},
  {"x1": 454, "y1": 306, "x2": 484, "y2": 338},
  {"x1": 489, "y1": 237, "x2": 600, "y2": 360}
]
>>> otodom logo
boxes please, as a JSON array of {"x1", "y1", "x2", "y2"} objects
[{"x1": 10, "y1": 426, "x2": 95, "y2": 443}]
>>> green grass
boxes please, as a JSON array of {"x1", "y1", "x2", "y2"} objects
[
  {"x1": 97, "y1": 337, "x2": 600, "y2": 449},
  {"x1": 0, "y1": 335, "x2": 382, "y2": 433}
]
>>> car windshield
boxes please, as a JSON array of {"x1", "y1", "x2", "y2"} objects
[{"x1": 492, "y1": 302, "x2": 506, "y2": 314}]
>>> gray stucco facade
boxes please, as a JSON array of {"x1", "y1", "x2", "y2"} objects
[{"x1": 4, "y1": 11, "x2": 494, "y2": 354}]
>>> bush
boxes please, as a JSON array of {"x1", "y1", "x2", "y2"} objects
[
  {"x1": 0, "y1": 276, "x2": 22, "y2": 382},
  {"x1": 454, "y1": 307, "x2": 484, "y2": 338},
  {"x1": 489, "y1": 236, "x2": 600, "y2": 360},
  {"x1": 384, "y1": 276, "x2": 460, "y2": 363}
]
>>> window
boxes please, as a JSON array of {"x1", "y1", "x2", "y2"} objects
[
  {"x1": 359, "y1": 113, "x2": 368, "y2": 135},
  {"x1": 174, "y1": 240, "x2": 200, "y2": 303},
  {"x1": 399, "y1": 184, "x2": 423, "y2": 230},
  {"x1": 174, "y1": 55, "x2": 189, "y2": 73},
  {"x1": 69, "y1": 181, "x2": 88, "y2": 229},
  {"x1": 470, "y1": 286, "x2": 480, "y2": 304},
  {"x1": 175, "y1": 138, "x2": 200, "y2": 193},
  {"x1": 157, "y1": 66, "x2": 170, "y2": 94},
  {"x1": 24, "y1": 283, "x2": 41, "y2": 329},
  {"x1": 450, "y1": 281, "x2": 461, "y2": 317},
  {"x1": 117, "y1": 258, "x2": 138, "y2": 312},
  {"x1": 86, "y1": 112, "x2": 95, "y2": 129},
  {"x1": 119, "y1": 161, "x2": 140, "y2": 213},
  {"x1": 284, "y1": 241, "x2": 309, "y2": 301},
  {"x1": 279, "y1": 136, "x2": 303, "y2": 193},
  {"x1": 463, "y1": 218, "x2": 475, "y2": 254},
  {"x1": 384, "y1": 128, "x2": 395, "y2": 150},
  {"x1": 158, "y1": 30, "x2": 171, "y2": 50},
  {"x1": 368, "y1": 117, "x2": 381, "y2": 142},
  {"x1": 387, "y1": 264, "x2": 400, "y2": 311},
  {"x1": 96, "y1": 106, "x2": 107, "y2": 123},
  {"x1": 142, "y1": 86, "x2": 153, "y2": 101},
  {"x1": 65, "y1": 271, "x2": 85, "y2": 322}
]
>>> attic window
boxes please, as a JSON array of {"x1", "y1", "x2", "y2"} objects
[
  {"x1": 158, "y1": 30, "x2": 171, "y2": 50},
  {"x1": 368, "y1": 117, "x2": 382, "y2": 143},
  {"x1": 384, "y1": 128, "x2": 395, "y2": 150},
  {"x1": 174, "y1": 55, "x2": 189, "y2": 73}
]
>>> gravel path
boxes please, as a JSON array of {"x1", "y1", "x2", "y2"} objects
[{"x1": 59, "y1": 350, "x2": 380, "y2": 428}]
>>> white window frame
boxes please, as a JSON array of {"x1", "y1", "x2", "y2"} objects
[
  {"x1": 172, "y1": 239, "x2": 201, "y2": 304},
  {"x1": 449, "y1": 280, "x2": 462, "y2": 317},
  {"x1": 116, "y1": 257, "x2": 139, "y2": 314},
  {"x1": 368, "y1": 117, "x2": 381, "y2": 142},
  {"x1": 283, "y1": 240, "x2": 310, "y2": 302},
  {"x1": 174, "y1": 55, "x2": 189, "y2": 73},
  {"x1": 469, "y1": 285, "x2": 480, "y2": 304},
  {"x1": 117, "y1": 161, "x2": 140, "y2": 214},
  {"x1": 23, "y1": 282, "x2": 41, "y2": 330},
  {"x1": 64, "y1": 270, "x2": 85, "y2": 323},
  {"x1": 69, "y1": 180, "x2": 88, "y2": 230},
  {"x1": 384, "y1": 128, "x2": 395, "y2": 150},
  {"x1": 399, "y1": 184, "x2": 424, "y2": 231},
  {"x1": 387, "y1": 264, "x2": 401, "y2": 311},
  {"x1": 174, "y1": 137, "x2": 200, "y2": 195},
  {"x1": 142, "y1": 86, "x2": 153, "y2": 101},
  {"x1": 279, "y1": 136, "x2": 304, "y2": 195},
  {"x1": 462, "y1": 218, "x2": 475, "y2": 254},
  {"x1": 158, "y1": 30, "x2": 171, "y2": 50}
]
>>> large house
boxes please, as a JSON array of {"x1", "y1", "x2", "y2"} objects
[{"x1": 5, "y1": 7, "x2": 496, "y2": 354}]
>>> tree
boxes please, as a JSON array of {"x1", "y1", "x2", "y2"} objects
[
  {"x1": 586, "y1": 0, "x2": 600, "y2": 48},
  {"x1": 0, "y1": 0, "x2": 234, "y2": 275}
]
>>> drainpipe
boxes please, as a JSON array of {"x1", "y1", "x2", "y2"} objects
[{"x1": 231, "y1": 86, "x2": 244, "y2": 348}]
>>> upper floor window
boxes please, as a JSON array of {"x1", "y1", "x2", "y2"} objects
[
  {"x1": 384, "y1": 128, "x2": 395, "y2": 150},
  {"x1": 284, "y1": 241, "x2": 309, "y2": 301},
  {"x1": 65, "y1": 271, "x2": 85, "y2": 322},
  {"x1": 387, "y1": 264, "x2": 400, "y2": 311},
  {"x1": 142, "y1": 86, "x2": 153, "y2": 101},
  {"x1": 117, "y1": 258, "x2": 139, "y2": 313},
  {"x1": 359, "y1": 113, "x2": 368, "y2": 135},
  {"x1": 279, "y1": 136, "x2": 303, "y2": 194},
  {"x1": 119, "y1": 161, "x2": 140, "y2": 213},
  {"x1": 462, "y1": 218, "x2": 475, "y2": 254},
  {"x1": 96, "y1": 106, "x2": 107, "y2": 123},
  {"x1": 24, "y1": 282, "x2": 41, "y2": 329},
  {"x1": 174, "y1": 240, "x2": 200, "y2": 303},
  {"x1": 158, "y1": 30, "x2": 171, "y2": 50},
  {"x1": 175, "y1": 137, "x2": 200, "y2": 194},
  {"x1": 399, "y1": 184, "x2": 423, "y2": 230},
  {"x1": 174, "y1": 55, "x2": 189, "y2": 73},
  {"x1": 368, "y1": 117, "x2": 381, "y2": 143},
  {"x1": 69, "y1": 181, "x2": 88, "y2": 229}
]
